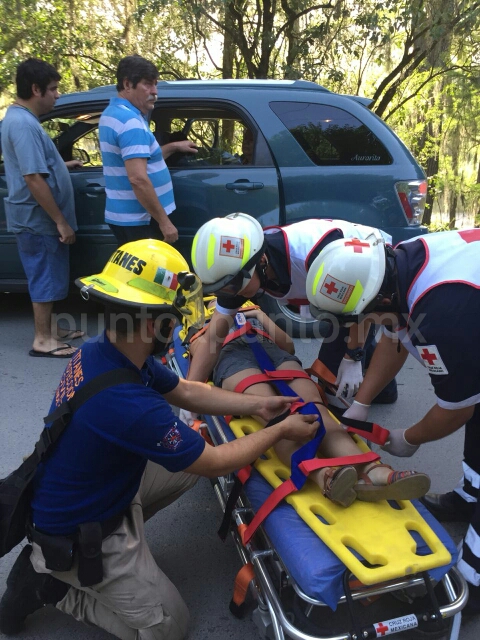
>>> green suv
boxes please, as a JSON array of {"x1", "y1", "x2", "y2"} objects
[{"x1": 0, "y1": 79, "x2": 427, "y2": 333}]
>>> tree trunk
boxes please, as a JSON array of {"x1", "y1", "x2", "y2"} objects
[
  {"x1": 222, "y1": 3, "x2": 235, "y2": 79},
  {"x1": 449, "y1": 194, "x2": 457, "y2": 229}
]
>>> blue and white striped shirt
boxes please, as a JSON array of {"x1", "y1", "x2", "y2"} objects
[{"x1": 99, "y1": 97, "x2": 175, "y2": 226}]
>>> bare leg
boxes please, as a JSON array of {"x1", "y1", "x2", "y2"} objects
[
  {"x1": 222, "y1": 360, "x2": 429, "y2": 502},
  {"x1": 31, "y1": 302, "x2": 76, "y2": 355},
  {"x1": 278, "y1": 361, "x2": 430, "y2": 498},
  {"x1": 222, "y1": 366, "x2": 357, "y2": 503}
]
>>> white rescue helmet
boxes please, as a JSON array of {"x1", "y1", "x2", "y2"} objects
[
  {"x1": 191, "y1": 212, "x2": 265, "y2": 296},
  {"x1": 306, "y1": 230, "x2": 387, "y2": 317}
]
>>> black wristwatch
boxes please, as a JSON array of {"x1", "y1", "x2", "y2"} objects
[{"x1": 345, "y1": 347, "x2": 365, "y2": 362}]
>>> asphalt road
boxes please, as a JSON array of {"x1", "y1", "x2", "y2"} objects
[{"x1": 0, "y1": 292, "x2": 478, "y2": 640}]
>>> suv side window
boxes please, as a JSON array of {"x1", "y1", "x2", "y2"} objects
[
  {"x1": 151, "y1": 107, "x2": 267, "y2": 168},
  {"x1": 30, "y1": 107, "x2": 269, "y2": 170},
  {"x1": 270, "y1": 102, "x2": 392, "y2": 166},
  {"x1": 43, "y1": 115, "x2": 102, "y2": 167}
]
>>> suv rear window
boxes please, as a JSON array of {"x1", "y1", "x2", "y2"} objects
[{"x1": 270, "y1": 101, "x2": 392, "y2": 166}]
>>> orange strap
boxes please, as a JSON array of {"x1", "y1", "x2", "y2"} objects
[
  {"x1": 189, "y1": 419, "x2": 214, "y2": 446},
  {"x1": 305, "y1": 358, "x2": 337, "y2": 386},
  {"x1": 232, "y1": 562, "x2": 256, "y2": 605},
  {"x1": 234, "y1": 369, "x2": 311, "y2": 394},
  {"x1": 188, "y1": 324, "x2": 209, "y2": 345}
]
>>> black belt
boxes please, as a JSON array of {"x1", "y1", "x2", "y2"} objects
[{"x1": 28, "y1": 511, "x2": 124, "y2": 587}]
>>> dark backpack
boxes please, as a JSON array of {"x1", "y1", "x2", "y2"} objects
[{"x1": 0, "y1": 368, "x2": 142, "y2": 558}]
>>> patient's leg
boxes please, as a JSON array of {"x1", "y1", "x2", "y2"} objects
[
  {"x1": 277, "y1": 361, "x2": 430, "y2": 500},
  {"x1": 223, "y1": 361, "x2": 429, "y2": 503},
  {"x1": 222, "y1": 367, "x2": 357, "y2": 506}
]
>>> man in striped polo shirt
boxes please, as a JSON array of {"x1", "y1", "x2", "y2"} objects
[{"x1": 99, "y1": 55, "x2": 197, "y2": 246}]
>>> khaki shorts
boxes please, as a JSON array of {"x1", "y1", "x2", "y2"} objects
[{"x1": 31, "y1": 461, "x2": 198, "y2": 640}]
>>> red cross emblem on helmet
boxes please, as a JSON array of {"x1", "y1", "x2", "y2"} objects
[
  {"x1": 345, "y1": 238, "x2": 370, "y2": 253},
  {"x1": 219, "y1": 236, "x2": 244, "y2": 258}
]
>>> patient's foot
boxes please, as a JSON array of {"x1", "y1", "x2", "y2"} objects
[
  {"x1": 355, "y1": 463, "x2": 430, "y2": 502},
  {"x1": 320, "y1": 465, "x2": 358, "y2": 507}
]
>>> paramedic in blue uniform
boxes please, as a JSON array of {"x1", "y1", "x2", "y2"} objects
[
  {"x1": 304, "y1": 227, "x2": 480, "y2": 614},
  {"x1": 0, "y1": 239, "x2": 319, "y2": 640},
  {"x1": 188, "y1": 213, "x2": 396, "y2": 403}
]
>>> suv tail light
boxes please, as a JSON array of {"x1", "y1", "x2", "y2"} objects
[{"x1": 395, "y1": 180, "x2": 427, "y2": 226}]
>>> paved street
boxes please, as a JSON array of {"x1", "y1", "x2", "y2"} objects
[{"x1": 0, "y1": 292, "x2": 478, "y2": 639}]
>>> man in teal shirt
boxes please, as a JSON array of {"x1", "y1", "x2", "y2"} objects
[{"x1": 2, "y1": 58, "x2": 82, "y2": 358}]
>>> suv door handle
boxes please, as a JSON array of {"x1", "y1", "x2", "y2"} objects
[
  {"x1": 79, "y1": 185, "x2": 105, "y2": 194},
  {"x1": 225, "y1": 180, "x2": 264, "y2": 191}
]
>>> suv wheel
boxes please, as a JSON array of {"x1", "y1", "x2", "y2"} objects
[{"x1": 259, "y1": 296, "x2": 318, "y2": 339}]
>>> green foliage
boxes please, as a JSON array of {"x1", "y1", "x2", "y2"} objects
[
  {"x1": 426, "y1": 220, "x2": 455, "y2": 232},
  {"x1": 0, "y1": 0, "x2": 479, "y2": 225}
]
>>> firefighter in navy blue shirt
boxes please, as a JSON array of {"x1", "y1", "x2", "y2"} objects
[
  {"x1": 305, "y1": 227, "x2": 480, "y2": 614},
  {"x1": 0, "y1": 239, "x2": 319, "y2": 640}
]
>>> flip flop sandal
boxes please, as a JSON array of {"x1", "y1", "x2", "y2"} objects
[
  {"x1": 29, "y1": 345, "x2": 76, "y2": 359},
  {"x1": 56, "y1": 329, "x2": 85, "y2": 340},
  {"x1": 323, "y1": 465, "x2": 358, "y2": 507},
  {"x1": 355, "y1": 464, "x2": 431, "y2": 502}
]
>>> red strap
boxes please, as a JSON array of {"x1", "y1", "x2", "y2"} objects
[
  {"x1": 288, "y1": 400, "x2": 306, "y2": 414},
  {"x1": 237, "y1": 466, "x2": 252, "y2": 484},
  {"x1": 299, "y1": 451, "x2": 380, "y2": 475},
  {"x1": 234, "y1": 369, "x2": 311, "y2": 394},
  {"x1": 222, "y1": 322, "x2": 272, "y2": 347},
  {"x1": 243, "y1": 478, "x2": 297, "y2": 545},
  {"x1": 345, "y1": 424, "x2": 390, "y2": 446}
]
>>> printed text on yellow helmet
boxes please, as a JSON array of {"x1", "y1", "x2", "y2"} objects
[{"x1": 75, "y1": 239, "x2": 205, "y2": 330}]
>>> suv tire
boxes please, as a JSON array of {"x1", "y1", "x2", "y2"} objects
[{"x1": 259, "y1": 296, "x2": 318, "y2": 339}]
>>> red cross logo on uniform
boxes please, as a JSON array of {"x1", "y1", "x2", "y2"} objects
[
  {"x1": 324, "y1": 280, "x2": 339, "y2": 295},
  {"x1": 420, "y1": 348, "x2": 437, "y2": 366},
  {"x1": 222, "y1": 239, "x2": 236, "y2": 253},
  {"x1": 345, "y1": 239, "x2": 370, "y2": 253},
  {"x1": 375, "y1": 621, "x2": 389, "y2": 636}
]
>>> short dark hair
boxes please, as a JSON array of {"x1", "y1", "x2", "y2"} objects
[
  {"x1": 16, "y1": 58, "x2": 61, "y2": 100},
  {"x1": 116, "y1": 55, "x2": 159, "y2": 92},
  {"x1": 103, "y1": 303, "x2": 178, "y2": 337}
]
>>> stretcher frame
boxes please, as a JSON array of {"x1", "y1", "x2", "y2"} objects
[{"x1": 164, "y1": 347, "x2": 468, "y2": 640}]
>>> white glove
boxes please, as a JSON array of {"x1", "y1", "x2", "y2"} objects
[
  {"x1": 335, "y1": 358, "x2": 363, "y2": 400},
  {"x1": 381, "y1": 429, "x2": 420, "y2": 457},
  {"x1": 342, "y1": 400, "x2": 370, "y2": 422},
  {"x1": 178, "y1": 408, "x2": 199, "y2": 427}
]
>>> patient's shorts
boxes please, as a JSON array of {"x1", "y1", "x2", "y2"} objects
[{"x1": 213, "y1": 339, "x2": 302, "y2": 388}]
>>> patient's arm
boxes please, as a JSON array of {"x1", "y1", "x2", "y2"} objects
[
  {"x1": 187, "y1": 310, "x2": 234, "y2": 381},
  {"x1": 243, "y1": 308, "x2": 294, "y2": 354}
]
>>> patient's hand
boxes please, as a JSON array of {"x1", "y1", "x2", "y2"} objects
[
  {"x1": 243, "y1": 308, "x2": 263, "y2": 320},
  {"x1": 256, "y1": 396, "x2": 300, "y2": 424}
]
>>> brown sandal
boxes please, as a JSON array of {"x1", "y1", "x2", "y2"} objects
[
  {"x1": 323, "y1": 465, "x2": 358, "y2": 507},
  {"x1": 355, "y1": 463, "x2": 431, "y2": 502}
]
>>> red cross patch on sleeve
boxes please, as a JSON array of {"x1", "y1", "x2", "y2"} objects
[
  {"x1": 219, "y1": 236, "x2": 244, "y2": 258},
  {"x1": 320, "y1": 274, "x2": 354, "y2": 304},
  {"x1": 416, "y1": 345, "x2": 449, "y2": 375}
]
